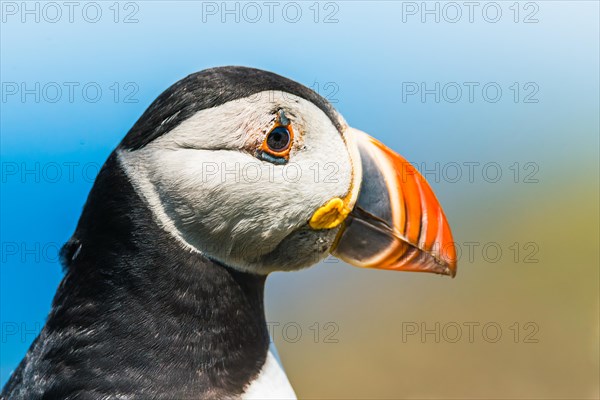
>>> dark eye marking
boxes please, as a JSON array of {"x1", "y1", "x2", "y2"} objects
[
  {"x1": 257, "y1": 109, "x2": 295, "y2": 164},
  {"x1": 258, "y1": 151, "x2": 288, "y2": 165}
]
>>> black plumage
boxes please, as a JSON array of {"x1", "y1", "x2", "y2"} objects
[
  {"x1": 121, "y1": 66, "x2": 342, "y2": 151},
  {"x1": 3, "y1": 154, "x2": 269, "y2": 399}
]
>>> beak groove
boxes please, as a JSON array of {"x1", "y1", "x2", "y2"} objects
[{"x1": 332, "y1": 128, "x2": 457, "y2": 277}]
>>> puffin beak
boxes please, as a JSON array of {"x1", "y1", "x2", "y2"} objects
[{"x1": 332, "y1": 128, "x2": 457, "y2": 277}]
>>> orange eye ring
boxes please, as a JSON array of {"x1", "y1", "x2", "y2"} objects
[{"x1": 260, "y1": 123, "x2": 294, "y2": 159}]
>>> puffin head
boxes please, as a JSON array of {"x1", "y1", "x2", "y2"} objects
[{"x1": 116, "y1": 66, "x2": 457, "y2": 277}]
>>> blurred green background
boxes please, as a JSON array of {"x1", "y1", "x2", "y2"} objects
[{"x1": 2, "y1": 1, "x2": 598, "y2": 398}]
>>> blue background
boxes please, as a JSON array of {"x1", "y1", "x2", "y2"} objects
[{"x1": 1, "y1": 1, "x2": 599, "y2": 398}]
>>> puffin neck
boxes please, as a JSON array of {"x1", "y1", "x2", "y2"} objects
[{"x1": 49, "y1": 152, "x2": 270, "y2": 398}]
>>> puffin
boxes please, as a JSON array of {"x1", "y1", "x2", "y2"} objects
[{"x1": 1, "y1": 66, "x2": 457, "y2": 400}]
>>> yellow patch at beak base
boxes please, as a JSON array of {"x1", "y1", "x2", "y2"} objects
[{"x1": 309, "y1": 197, "x2": 351, "y2": 230}]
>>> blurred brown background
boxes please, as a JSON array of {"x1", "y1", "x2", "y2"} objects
[{"x1": 267, "y1": 169, "x2": 599, "y2": 399}]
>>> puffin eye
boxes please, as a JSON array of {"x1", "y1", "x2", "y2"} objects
[
  {"x1": 259, "y1": 124, "x2": 294, "y2": 162},
  {"x1": 266, "y1": 126, "x2": 291, "y2": 152}
]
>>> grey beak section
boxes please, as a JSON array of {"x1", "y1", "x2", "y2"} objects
[{"x1": 333, "y1": 141, "x2": 394, "y2": 263}]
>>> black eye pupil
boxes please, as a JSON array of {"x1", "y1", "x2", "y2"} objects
[{"x1": 267, "y1": 127, "x2": 290, "y2": 151}]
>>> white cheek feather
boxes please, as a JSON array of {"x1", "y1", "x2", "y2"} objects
[
  {"x1": 242, "y1": 350, "x2": 297, "y2": 400},
  {"x1": 119, "y1": 91, "x2": 353, "y2": 272},
  {"x1": 118, "y1": 149, "x2": 202, "y2": 256}
]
